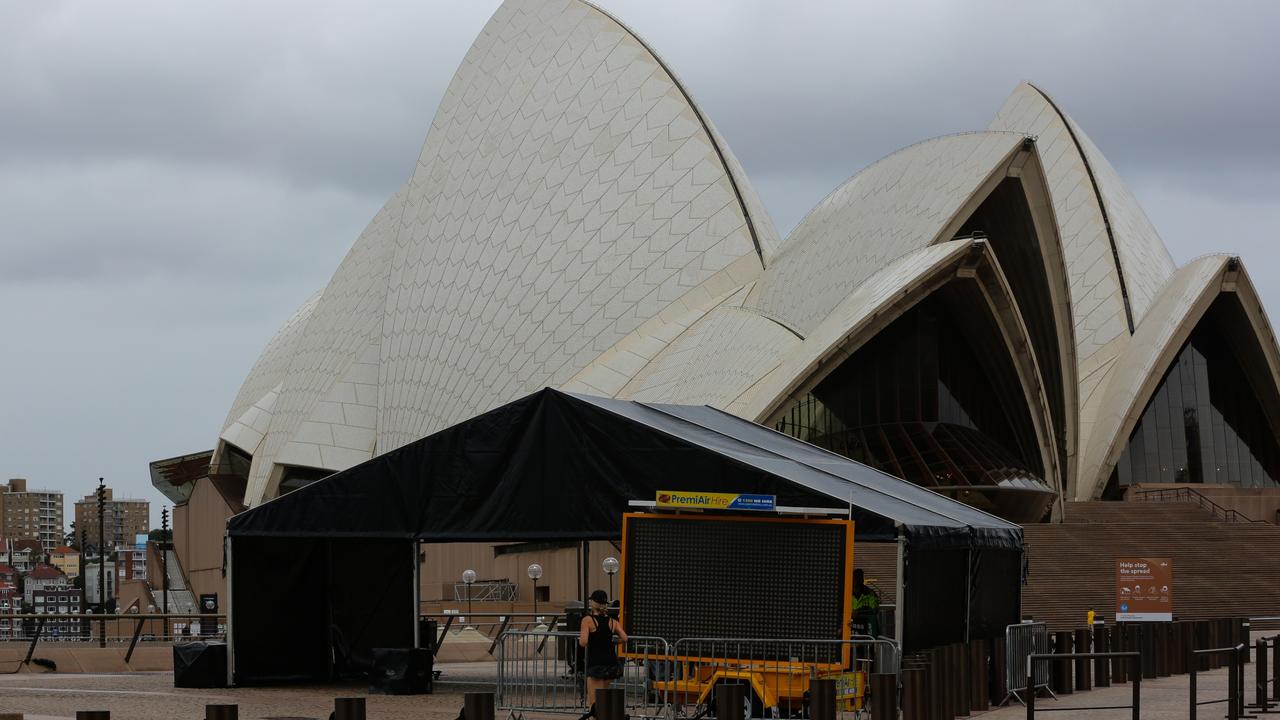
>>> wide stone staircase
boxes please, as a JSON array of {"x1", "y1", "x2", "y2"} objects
[
  {"x1": 850, "y1": 497, "x2": 1280, "y2": 633},
  {"x1": 1021, "y1": 499, "x2": 1280, "y2": 630},
  {"x1": 150, "y1": 549, "x2": 198, "y2": 615}
]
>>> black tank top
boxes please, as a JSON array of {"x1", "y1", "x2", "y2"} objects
[{"x1": 585, "y1": 612, "x2": 617, "y2": 664}]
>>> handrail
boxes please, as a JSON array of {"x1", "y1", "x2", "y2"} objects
[
  {"x1": 1026, "y1": 651, "x2": 1140, "y2": 719},
  {"x1": 1131, "y1": 487, "x2": 1265, "y2": 524}
]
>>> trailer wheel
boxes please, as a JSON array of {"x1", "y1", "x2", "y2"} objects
[{"x1": 710, "y1": 683, "x2": 769, "y2": 720}]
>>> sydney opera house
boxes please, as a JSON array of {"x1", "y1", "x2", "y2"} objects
[{"x1": 154, "y1": 0, "x2": 1280, "y2": 605}]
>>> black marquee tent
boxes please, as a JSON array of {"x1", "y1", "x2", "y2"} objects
[{"x1": 226, "y1": 388, "x2": 1023, "y2": 684}]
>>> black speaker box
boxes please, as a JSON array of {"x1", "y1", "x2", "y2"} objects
[
  {"x1": 173, "y1": 641, "x2": 228, "y2": 688},
  {"x1": 369, "y1": 647, "x2": 433, "y2": 695}
]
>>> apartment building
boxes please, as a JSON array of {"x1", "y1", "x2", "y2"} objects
[
  {"x1": 74, "y1": 487, "x2": 148, "y2": 553},
  {"x1": 1, "y1": 479, "x2": 64, "y2": 553}
]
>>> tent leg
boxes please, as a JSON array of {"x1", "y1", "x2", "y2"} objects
[
  {"x1": 413, "y1": 541, "x2": 421, "y2": 648},
  {"x1": 225, "y1": 533, "x2": 235, "y2": 687},
  {"x1": 581, "y1": 541, "x2": 590, "y2": 605},
  {"x1": 895, "y1": 528, "x2": 905, "y2": 646},
  {"x1": 964, "y1": 548, "x2": 973, "y2": 644}
]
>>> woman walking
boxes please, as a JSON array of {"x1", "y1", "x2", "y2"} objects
[{"x1": 579, "y1": 589, "x2": 628, "y2": 716}]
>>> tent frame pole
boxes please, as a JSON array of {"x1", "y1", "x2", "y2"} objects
[
  {"x1": 413, "y1": 541, "x2": 421, "y2": 648},
  {"x1": 964, "y1": 547, "x2": 973, "y2": 644},
  {"x1": 581, "y1": 541, "x2": 590, "y2": 604},
  {"x1": 225, "y1": 533, "x2": 235, "y2": 687},
  {"x1": 894, "y1": 527, "x2": 905, "y2": 646}
]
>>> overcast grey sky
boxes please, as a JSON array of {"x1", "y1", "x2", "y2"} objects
[{"x1": 3, "y1": 0, "x2": 1278, "y2": 527}]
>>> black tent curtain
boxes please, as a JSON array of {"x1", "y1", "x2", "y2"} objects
[
  {"x1": 231, "y1": 537, "x2": 415, "y2": 684},
  {"x1": 228, "y1": 389, "x2": 1024, "y2": 682}
]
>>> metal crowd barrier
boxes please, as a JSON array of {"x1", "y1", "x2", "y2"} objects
[
  {"x1": 1002, "y1": 621, "x2": 1051, "y2": 705},
  {"x1": 1026, "y1": 651, "x2": 1140, "y2": 720},
  {"x1": 668, "y1": 636, "x2": 899, "y2": 719},
  {"x1": 495, "y1": 630, "x2": 671, "y2": 720},
  {"x1": 496, "y1": 632, "x2": 901, "y2": 720},
  {"x1": 1189, "y1": 642, "x2": 1246, "y2": 720},
  {"x1": 1249, "y1": 635, "x2": 1279, "y2": 714}
]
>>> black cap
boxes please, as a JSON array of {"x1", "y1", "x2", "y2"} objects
[{"x1": 589, "y1": 589, "x2": 609, "y2": 604}]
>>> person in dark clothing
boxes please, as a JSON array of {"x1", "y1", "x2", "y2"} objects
[
  {"x1": 579, "y1": 589, "x2": 629, "y2": 710},
  {"x1": 851, "y1": 568, "x2": 880, "y2": 637}
]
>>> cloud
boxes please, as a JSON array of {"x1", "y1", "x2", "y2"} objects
[{"x1": 1, "y1": 0, "x2": 1278, "y2": 522}]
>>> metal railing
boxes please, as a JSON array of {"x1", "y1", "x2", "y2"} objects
[
  {"x1": 667, "y1": 636, "x2": 898, "y2": 718},
  {"x1": 1189, "y1": 643, "x2": 1247, "y2": 720},
  {"x1": 454, "y1": 580, "x2": 520, "y2": 602},
  {"x1": 1003, "y1": 621, "x2": 1052, "y2": 705},
  {"x1": 2, "y1": 612, "x2": 226, "y2": 666},
  {"x1": 1026, "y1": 652, "x2": 1140, "y2": 719},
  {"x1": 1131, "y1": 487, "x2": 1265, "y2": 523},
  {"x1": 496, "y1": 630, "x2": 671, "y2": 720},
  {"x1": 422, "y1": 612, "x2": 562, "y2": 659},
  {"x1": 1248, "y1": 635, "x2": 1279, "y2": 714},
  {"x1": 495, "y1": 632, "x2": 900, "y2": 720}
]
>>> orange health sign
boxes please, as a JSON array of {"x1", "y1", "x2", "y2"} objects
[{"x1": 1116, "y1": 557, "x2": 1173, "y2": 622}]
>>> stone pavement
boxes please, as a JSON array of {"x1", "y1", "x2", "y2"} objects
[
  {"x1": 0, "y1": 672, "x2": 469, "y2": 720},
  {"x1": 975, "y1": 654, "x2": 1252, "y2": 719},
  {"x1": 0, "y1": 657, "x2": 1265, "y2": 719}
]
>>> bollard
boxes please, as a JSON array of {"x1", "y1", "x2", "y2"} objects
[
  {"x1": 953, "y1": 643, "x2": 969, "y2": 717},
  {"x1": 205, "y1": 705, "x2": 238, "y2": 720},
  {"x1": 1174, "y1": 621, "x2": 1189, "y2": 675},
  {"x1": 927, "y1": 647, "x2": 943, "y2": 720},
  {"x1": 335, "y1": 697, "x2": 367, "y2": 720},
  {"x1": 1052, "y1": 631, "x2": 1072, "y2": 694},
  {"x1": 870, "y1": 673, "x2": 896, "y2": 720},
  {"x1": 76, "y1": 714, "x2": 109, "y2": 720},
  {"x1": 1229, "y1": 647, "x2": 1240, "y2": 720},
  {"x1": 1113, "y1": 623, "x2": 1128, "y2": 684},
  {"x1": 991, "y1": 638, "x2": 1007, "y2": 707},
  {"x1": 1196, "y1": 620, "x2": 1211, "y2": 672},
  {"x1": 1272, "y1": 634, "x2": 1279, "y2": 702},
  {"x1": 1256, "y1": 638, "x2": 1270, "y2": 711},
  {"x1": 1074, "y1": 628, "x2": 1091, "y2": 691},
  {"x1": 810, "y1": 677, "x2": 836, "y2": 720},
  {"x1": 1152, "y1": 620, "x2": 1162, "y2": 676},
  {"x1": 901, "y1": 667, "x2": 925, "y2": 720},
  {"x1": 597, "y1": 688, "x2": 625, "y2": 720},
  {"x1": 1093, "y1": 622, "x2": 1111, "y2": 687},
  {"x1": 1162, "y1": 620, "x2": 1172, "y2": 676},
  {"x1": 969, "y1": 639, "x2": 988, "y2": 711},
  {"x1": 463, "y1": 693, "x2": 493, "y2": 720},
  {"x1": 715, "y1": 683, "x2": 745, "y2": 720}
]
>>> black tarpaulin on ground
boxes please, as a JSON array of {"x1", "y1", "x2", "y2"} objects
[
  {"x1": 227, "y1": 388, "x2": 1024, "y2": 683},
  {"x1": 227, "y1": 388, "x2": 1022, "y2": 549}
]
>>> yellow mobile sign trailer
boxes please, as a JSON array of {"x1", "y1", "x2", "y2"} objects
[{"x1": 619, "y1": 501, "x2": 864, "y2": 715}]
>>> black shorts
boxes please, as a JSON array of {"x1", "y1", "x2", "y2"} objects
[{"x1": 586, "y1": 663, "x2": 621, "y2": 680}]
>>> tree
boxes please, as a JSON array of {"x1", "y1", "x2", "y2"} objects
[{"x1": 148, "y1": 528, "x2": 173, "y2": 543}]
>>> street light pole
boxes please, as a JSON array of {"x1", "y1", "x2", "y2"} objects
[
  {"x1": 602, "y1": 556, "x2": 619, "y2": 602},
  {"x1": 527, "y1": 563, "x2": 543, "y2": 618},
  {"x1": 462, "y1": 569, "x2": 477, "y2": 623},
  {"x1": 96, "y1": 478, "x2": 106, "y2": 649},
  {"x1": 79, "y1": 528, "x2": 87, "y2": 640},
  {"x1": 161, "y1": 506, "x2": 170, "y2": 638}
]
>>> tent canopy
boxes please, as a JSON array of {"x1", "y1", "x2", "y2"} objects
[{"x1": 228, "y1": 388, "x2": 1020, "y2": 550}]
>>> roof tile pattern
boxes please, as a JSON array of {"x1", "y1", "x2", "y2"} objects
[
  {"x1": 241, "y1": 189, "x2": 405, "y2": 501},
  {"x1": 1063, "y1": 111, "x2": 1177, "y2": 322},
  {"x1": 619, "y1": 305, "x2": 799, "y2": 406},
  {"x1": 221, "y1": 293, "x2": 321, "y2": 434},
  {"x1": 375, "y1": 0, "x2": 766, "y2": 451},
  {"x1": 745, "y1": 132, "x2": 1023, "y2": 334},
  {"x1": 989, "y1": 84, "x2": 1133, "y2": 409}
]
